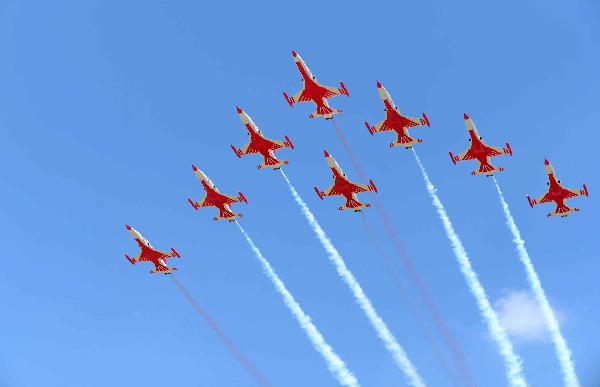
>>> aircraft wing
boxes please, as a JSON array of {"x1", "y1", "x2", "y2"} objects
[
  {"x1": 222, "y1": 192, "x2": 242, "y2": 205},
  {"x1": 321, "y1": 84, "x2": 344, "y2": 99},
  {"x1": 484, "y1": 144, "x2": 504, "y2": 157},
  {"x1": 191, "y1": 193, "x2": 210, "y2": 208},
  {"x1": 532, "y1": 188, "x2": 553, "y2": 205},
  {"x1": 322, "y1": 180, "x2": 344, "y2": 197},
  {"x1": 291, "y1": 85, "x2": 312, "y2": 103},
  {"x1": 456, "y1": 144, "x2": 477, "y2": 161},
  {"x1": 239, "y1": 137, "x2": 261, "y2": 155},
  {"x1": 563, "y1": 186, "x2": 584, "y2": 199},
  {"x1": 403, "y1": 114, "x2": 424, "y2": 128},
  {"x1": 372, "y1": 117, "x2": 395, "y2": 133},
  {"x1": 350, "y1": 181, "x2": 371, "y2": 193}
]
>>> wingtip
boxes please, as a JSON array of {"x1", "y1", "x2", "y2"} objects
[
  {"x1": 192, "y1": 164, "x2": 198, "y2": 171},
  {"x1": 236, "y1": 106, "x2": 243, "y2": 113},
  {"x1": 463, "y1": 113, "x2": 470, "y2": 120},
  {"x1": 125, "y1": 224, "x2": 132, "y2": 230},
  {"x1": 323, "y1": 150, "x2": 330, "y2": 157},
  {"x1": 376, "y1": 80, "x2": 382, "y2": 88},
  {"x1": 291, "y1": 50, "x2": 297, "y2": 57},
  {"x1": 544, "y1": 158, "x2": 549, "y2": 165}
]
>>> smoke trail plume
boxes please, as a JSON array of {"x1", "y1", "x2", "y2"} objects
[
  {"x1": 332, "y1": 119, "x2": 474, "y2": 387},
  {"x1": 234, "y1": 221, "x2": 360, "y2": 387},
  {"x1": 492, "y1": 178, "x2": 579, "y2": 387},
  {"x1": 360, "y1": 213, "x2": 459, "y2": 386},
  {"x1": 171, "y1": 275, "x2": 272, "y2": 387},
  {"x1": 280, "y1": 169, "x2": 426, "y2": 387},
  {"x1": 411, "y1": 149, "x2": 527, "y2": 387}
]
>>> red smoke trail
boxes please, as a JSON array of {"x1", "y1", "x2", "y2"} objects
[
  {"x1": 332, "y1": 119, "x2": 475, "y2": 387},
  {"x1": 360, "y1": 212, "x2": 459, "y2": 386},
  {"x1": 171, "y1": 276, "x2": 272, "y2": 387}
]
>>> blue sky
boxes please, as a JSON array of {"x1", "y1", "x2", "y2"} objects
[{"x1": 0, "y1": 0, "x2": 598, "y2": 386}]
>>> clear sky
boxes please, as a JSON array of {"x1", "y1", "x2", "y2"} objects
[{"x1": 0, "y1": 1, "x2": 598, "y2": 386}]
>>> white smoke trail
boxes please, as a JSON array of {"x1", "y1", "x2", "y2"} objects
[
  {"x1": 279, "y1": 170, "x2": 426, "y2": 387},
  {"x1": 235, "y1": 221, "x2": 360, "y2": 387},
  {"x1": 411, "y1": 150, "x2": 527, "y2": 387},
  {"x1": 492, "y1": 178, "x2": 579, "y2": 387}
]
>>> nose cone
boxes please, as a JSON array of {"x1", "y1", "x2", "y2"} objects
[
  {"x1": 292, "y1": 50, "x2": 297, "y2": 57},
  {"x1": 544, "y1": 158, "x2": 550, "y2": 165},
  {"x1": 463, "y1": 113, "x2": 470, "y2": 120},
  {"x1": 376, "y1": 80, "x2": 382, "y2": 88},
  {"x1": 192, "y1": 165, "x2": 198, "y2": 171},
  {"x1": 125, "y1": 224, "x2": 132, "y2": 230},
  {"x1": 324, "y1": 150, "x2": 330, "y2": 158},
  {"x1": 236, "y1": 106, "x2": 243, "y2": 114}
]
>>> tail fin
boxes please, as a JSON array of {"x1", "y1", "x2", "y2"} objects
[
  {"x1": 345, "y1": 197, "x2": 364, "y2": 209},
  {"x1": 218, "y1": 208, "x2": 239, "y2": 220},
  {"x1": 263, "y1": 155, "x2": 283, "y2": 168}
]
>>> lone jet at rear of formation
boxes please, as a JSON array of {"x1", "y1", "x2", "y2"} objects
[
  {"x1": 124, "y1": 225, "x2": 180, "y2": 275},
  {"x1": 449, "y1": 113, "x2": 513, "y2": 176},
  {"x1": 314, "y1": 150, "x2": 377, "y2": 212},
  {"x1": 231, "y1": 106, "x2": 295, "y2": 170},
  {"x1": 283, "y1": 50, "x2": 349, "y2": 120},
  {"x1": 188, "y1": 165, "x2": 248, "y2": 221},
  {"x1": 527, "y1": 159, "x2": 589, "y2": 218},
  {"x1": 365, "y1": 81, "x2": 430, "y2": 149}
]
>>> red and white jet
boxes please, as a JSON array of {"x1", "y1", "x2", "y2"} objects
[
  {"x1": 449, "y1": 113, "x2": 512, "y2": 176},
  {"x1": 187, "y1": 165, "x2": 248, "y2": 221},
  {"x1": 314, "y1": 150, "x2": 377, "y2": 212},
  {"x1": 124, "y1": 225, "x2": 180, "y2": 275},
  {"x1": 527, "y1": 159, "x2": 589, "y2": 218},
  {"x1": 231, "y1": 106, "x2": 295, "y2": 170},
  {"x1": 283, "y1": 50, "x2": 349, "y2": 120},
  {"x1": 365, "y1": 81, "x2": 430, "y2": 149}
]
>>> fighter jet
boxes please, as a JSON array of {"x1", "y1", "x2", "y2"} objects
[
  {"x1": 124, "y1": 225, "x2": 180, "y2": 275},
  {"x1": 283, "y1": 50, "x2": 349, "y2": 120},
  {"x1": 187, "y1": 165, "x2": 248, "y2": 221},
  {"x1": 449, "y1": 113, "x2": 512, "y2": 176},
  {"x1": 231, "y1": 106, "x2": 295, "y2": 170},
  {"x1": 365, "y1": 81, "x2": 430, "y2": 149},
  {"x1": 314, "y1": 150, "x2": 377, "y2": 211},
  {"x1": 527, "y1": 159, "x2": 588, "y2": 218}
]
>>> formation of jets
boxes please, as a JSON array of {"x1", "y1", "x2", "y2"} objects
[{"x1": 125, "y1": 49, "x2": 589, "y2": 274}]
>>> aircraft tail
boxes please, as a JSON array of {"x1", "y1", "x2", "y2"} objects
[
  {"x1": 217, "y1": 208, "x2": 241, "y2": 221},
  {"x1": 549, "y1": 204, "x2": 579, "y2": 218},
  {"x1": 473, "y1": 163, "x2": 504, "y2": 176},
  {"x1": 342, "y1": 197, "x2": 368, "y2": 211},
  {"x1": 310, "y1": 105, "x2": 341, "y2": 119},
  {"x1": 260, "y1": 155, "x2": 287, "y2": 170}
]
